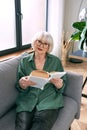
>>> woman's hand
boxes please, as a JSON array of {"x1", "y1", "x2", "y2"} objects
[
  {"x1": 50, "y1": 78, "x2": 63, "y2": 89},
  {"x1": 19, "y1": 76, "x2": 37, "y2": 89}
]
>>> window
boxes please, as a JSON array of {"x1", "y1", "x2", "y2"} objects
[
  {"x1": 0, "y1": 0, "x2": 47, "y2": 56},
  {"x1": 0, "y1": 0, "x2": 16, "y2": 55},
  {"x1": 21, "y1": 0, "x2": 46, "y2": 45}
]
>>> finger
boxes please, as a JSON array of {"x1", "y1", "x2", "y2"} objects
[
  {"x1": 29, "y1": 80, "x2": 37, "y2": 85},
  {"x1": 25, "y1": 76, "x2": 29, "y2": 79}
]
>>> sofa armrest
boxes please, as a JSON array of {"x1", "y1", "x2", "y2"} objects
[
  {"x1": 52, "y1": 96, "x2": 77, "y2": 130},
  {"x1": 63, "y1": 71, "x2": 83, "y2": 118}
]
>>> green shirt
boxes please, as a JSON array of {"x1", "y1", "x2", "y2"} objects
[{"x1": 16, "y1": 52, "x2": 67, "y2": 113}]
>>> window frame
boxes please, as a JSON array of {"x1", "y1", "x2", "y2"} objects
[{"x1": 0, "y1": 0, "x2": 48, "y2": 56}]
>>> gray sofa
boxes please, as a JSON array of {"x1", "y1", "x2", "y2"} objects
[{"x1": 0, "y1": 52, "x2": 83, "y2": 130}]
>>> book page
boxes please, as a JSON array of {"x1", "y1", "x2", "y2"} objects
[
  {"x1": 29, "y1": 76, "x2": 49, "y2": 90},
  {"x1": 28, "y1": 71, "x2": 66, "y2": 90},
  {"x1": 50, "y1": 72, "x2": 66, "y2": 79}
]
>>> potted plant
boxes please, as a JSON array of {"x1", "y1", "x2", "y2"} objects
[
  {"x1": 70, "y1": 21, "x2": 87, "y2": 51},
  {"x1": 70, "y1": 8, "x2": 87, "y2": 52}
]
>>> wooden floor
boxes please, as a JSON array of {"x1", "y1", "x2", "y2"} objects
[{"x1": 64, "y1": 61, "x2": 87, "y2": 130}]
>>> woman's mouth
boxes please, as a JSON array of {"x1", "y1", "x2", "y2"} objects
[{"x1": 37, "y1": 47, "x2": 43, "y2": 51}]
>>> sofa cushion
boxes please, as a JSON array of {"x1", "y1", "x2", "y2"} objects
[
  {"x1": 0, "y1": 108, "x2": 16, "y2": 130},
  {"x1": 0, "y1": 96, "x2": 77, "y2": 130},
  {"x1": 0, "y1": 52, "x2": 29, "y2": 118}
]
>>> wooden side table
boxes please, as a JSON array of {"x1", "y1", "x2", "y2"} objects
[{"x1": 69, "y1": 50, "x2": 87, "y2": 61}]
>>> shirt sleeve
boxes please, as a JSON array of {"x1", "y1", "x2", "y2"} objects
[
  {"x1": 55, "y1": 58, "x2": 67, "y2": 93},
  {"x1": 15, "y1": 58, "x2": 28, "y2": 92},
  {"x1": 56, "y1": 74, "x2": 67, "y2": 93}
]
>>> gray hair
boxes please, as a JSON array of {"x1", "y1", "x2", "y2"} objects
[{"x1": 31, "y1": 31, "x2": 54, "y2": 53}]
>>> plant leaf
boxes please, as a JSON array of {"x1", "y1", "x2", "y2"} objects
[
  {"x1": 72, "y1": 21, "x2": 86, "y2": 31},
  {"x1": 85, "y1": 38, "x2": 87, "y2": 46},
  {"x1": 79, "y1": 28, "x2": 87, "y2": 50},
  {"x1": 71, "y1": 31, "x2": 81, "y2": 40},
  {"x1": 79, "y1": 40, "x2": 84, "y2": 50},
  {"x1": 81, "y1": 26, "x2": 87, "y2": 38}
]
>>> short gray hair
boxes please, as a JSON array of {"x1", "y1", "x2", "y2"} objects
[{"x1": 31, "y1": 31, "x2": 54, "y2": 53}]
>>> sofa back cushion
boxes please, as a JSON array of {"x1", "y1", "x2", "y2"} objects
[{"x1": 0, "y1": 52, "x2": 28, "y2": 118}]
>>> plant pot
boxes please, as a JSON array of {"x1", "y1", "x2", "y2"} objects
[
  {"x1": 82, "y1": 42, "x2": 87, "y2": 57},
  {"x1": 83, "y1": 42, "x2": 87, "y2": 52},
  {"x1": 82, "y1": 51, "x2": 87, "y2": 57}
]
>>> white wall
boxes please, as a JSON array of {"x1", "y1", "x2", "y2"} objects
[
  {"x1": 63, "y1": 0, "x2": 87, "y2": 51},
  {"x1": 47, "y1": 0, "x2": 65, "y2": 57},
  {"x1": 64, "y1": 0, "x2": 83, "y2": 35},
  {"x1": 47, "y1": 0, "x2": 87, "y2": 56}
]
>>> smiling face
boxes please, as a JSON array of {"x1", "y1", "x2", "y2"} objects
[
  {"x1": 33, "y1": 40, "x2": 50, "y2": 55},
  {"x1": 32, "y1": 31, "x2": 54, "y2": 54}
]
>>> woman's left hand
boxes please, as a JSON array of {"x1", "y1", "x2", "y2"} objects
[{"x1": 50, "y1": 78, "x2": 63, "y2": 89}]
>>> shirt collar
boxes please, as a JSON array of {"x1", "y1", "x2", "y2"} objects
[
  {"x1": 28, "y1": 52, "x2": 35, "y2": 62},
  {"x1": 27, "y1": 52, "x2": 51, "y2": 62}
]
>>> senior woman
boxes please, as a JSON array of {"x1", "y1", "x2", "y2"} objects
[{"x1": 15, "y1": 31, "x2": 67, "y2": 130}]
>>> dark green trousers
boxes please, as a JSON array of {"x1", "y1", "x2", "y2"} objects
[{"x1": 15, "y1": 109, "x2": 59, "y2": 130}]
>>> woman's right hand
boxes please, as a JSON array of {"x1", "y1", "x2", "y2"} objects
[{"x1": 19, "y1": 76, "x2": 37, "y2": 89}]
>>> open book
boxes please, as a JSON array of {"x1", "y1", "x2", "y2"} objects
[{"x1": 29, "y1": 70, "x2": 66, "y2": 90}]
